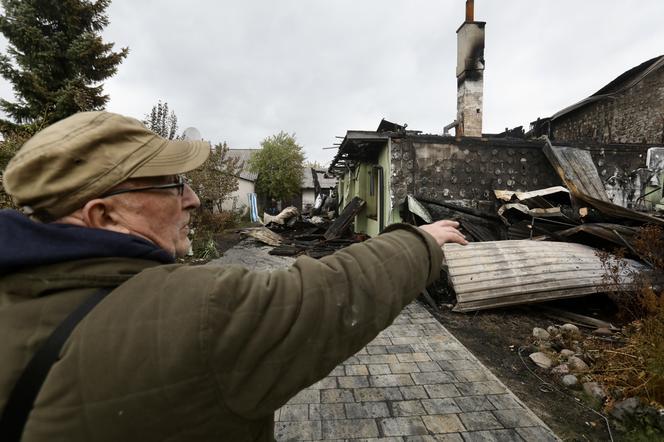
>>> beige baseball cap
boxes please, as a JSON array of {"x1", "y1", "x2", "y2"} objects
[{"x1": 3, "y1": 111, "x2": 211, "y2": 221}]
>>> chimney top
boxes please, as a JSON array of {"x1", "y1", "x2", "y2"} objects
[{"x1": 466, "y1": 0, "x2": 474, "y2": 22}]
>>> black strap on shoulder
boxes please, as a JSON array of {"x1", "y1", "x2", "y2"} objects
[{"x1": 0, "y1": 287, "x2": 112, "y2": 442}]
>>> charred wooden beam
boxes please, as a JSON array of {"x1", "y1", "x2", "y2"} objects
[{"x1": 324, "y1": 196, "x2": 365, "y2": 240}]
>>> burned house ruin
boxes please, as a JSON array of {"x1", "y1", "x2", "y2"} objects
[{"x1": 326, "y1": 1, "x2": 664, "y2": 312}]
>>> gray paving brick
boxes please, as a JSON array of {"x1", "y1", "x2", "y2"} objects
[
  {"x1": 346, "y1": 364, "x2": 370, "y2": 376},
  {"x1": 421, "y1": 398, "x2": 462, "y2": 414},
  {"x1": 315, "y1": 403, "x2": 346, "y2": 420},
  {"x1": 355, "y1": 438, "x2": 404, "y2": 442},
  {"x1": 486, "y1": 394, "x2": 522, "y2": 410},
  {"x1": 421, "y1": 414, "x2": 466, "y2": 433},
  {"x1": 400, "y1": 385, "x2": 429, "y2": 400},
  {"x1": 391, "y1": 337, "x2": 422, "y2": 345},
  {"x1": 453, "y1": 370, "x2": 492, "y2": 382},
  {"x1": 322, "y1": 418, "x2": 379, "y2": 439},
  {"x1": 321, "y1": 388, "x2": 354, "y2": 403},
  {"x1": 429, "y1": 350, "x2": 472, "y2": 361},
  {"x1": 417, "y1": 361, "x2": 443, "y2": 372},
  {"x1": 453, "y1": 396, "x2": 495, "y2": 412},
  {"x1": 380, "y1": 417, "x2": 429, "y2": 437},
  {"x1": 390, "y1": 362, "x2": 420, "y2": 374},
  {"x1": 345, "y1": 401, "x2": 391, "y2": 418},
  {"x1": 345, "y1": 356, "x2": 361, "y2": 364},
  {"x1": 492, "y1": 409, "x2": 540, "y2": 428},
  {"x1": 515, "y1": 426, "x2": 558, "y2": 441},
  {"x1": 458, "y1": 411, "x2": 504, "y2": 431},
  {"x1": 387, "y1": 345, "x2": 416, "y2": 354},
  {"x1": 274, "y1": 420, "x2": 321, "y2": 441},
  {"x1": 338, "y1": 375, "x2": 370, "y2": 389},
  {"x1": 308, "y1": 403, "x2": 320, "y2": 420},
  {"x1": 404, "y1": 436, "x2": 440, "y2": 442},
  {"x1": 429, "y1": 342, "x2": 465, "y2": 352},
  {"x1": 432, "y1": 435, "x2": 465, "y2": 442},
  {"x1": 410, "y1": 312, "x2": 432, "y2": 319},
  {"x1": 368, "y1": 364, "x2": 392, "y2": 375},
  {"x1": 406, "y1": 436, "x2": 464, "y2": 442},
  {"x1": 460, "y1": 429, "x2": 524, "y2": 442},
  {"x1": 397, "y1": 352, "x2": 432, "y2": 363},
  {"x1": 309, "y1": 377, "x2": 337, "y2": 390},
  {"x1": 424, "y1": 384, "x2": 461, "y2": 398},
  {"x1": 369, "y1": 337, "x2": 393, "y2": 346},
  {"x1": 370, "y1": 374, "x2": 415, "y2": 387},
  {"x1": 410, "y1": 343, "x2": 434, "y2": 353},
  {"x1": 358, "y1": 354, "x2": 400, "y2": 364},
  {"x1": 328, "y1": 366, "x2": 345, "y2": 376},
  {"x1": 437, "y1": 360, "x2": 477, "y2": 371},
  {"x1": 287, "y1": 389, "x2": 320, "y2": 404},
  {"x1": 354, "y1": 387, "x2": 404, "y2": 402},
  {"x1": 368, "y1": 345, "x2": 389, "y2": 355},
  {"x1": 455, "y1": 382, "x2": 507, "y2": 396},
  {"x1": 277, "y1": 404, "x2": 309, "y2": 421},
  {"x1": 392, "y1": 400, "x2": 426, "y2": 416},
  {"x1": 412, "y1": 371, "x2": 456, "y2": 385}
]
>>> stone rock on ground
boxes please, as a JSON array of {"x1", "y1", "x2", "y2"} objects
[
  {"x1": 546, "y1": 325, "x2": 560, "y2": 336},
  {"x1": 610, "y1": 397, "x2": 642, "y2": 421},
  {"x1": 533, "y1": 327, "x2": 551, "y2": 340},
  {"x1": 592, "y1": 327, "x2": 613, "y2": 336},
  {"x1": 567, "y1": 356, "x2": 589, "y2": 373},
  {"x1": 583, "y1": 382, "x2": 607, "y2": 401},
  {"x1": 551, "y1": 364, "x2": 570, "y2": 376},
  {"x1": 529, "y1": 352, "x2": 553, "y2": 369},
  {"x1": 559, "y1": 349, "x2": 575, "y2": 359},
  {"x1": 562, "y1": 375, "x2": 579, "y2": 388},
  {"x1": 560, "y1": 323, "x2": 580, "y2": 336}
]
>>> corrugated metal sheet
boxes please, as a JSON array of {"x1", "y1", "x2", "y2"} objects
[
  {"x1": 543, "y1": 141, "x2": 610, "y2": 202},
  {"x1": 443, "y1": 240, "x2": 643, "y2": 312}
]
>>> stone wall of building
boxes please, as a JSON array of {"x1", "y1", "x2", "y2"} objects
[
  {"x1": 552, "y1": 66, "x2": 664, "y2": 144},
  {"x1": 389, "y1": 136, "x2": 654, "y2": 210},
  {"x1": 389, "y1": 136, "x2": 561, "y2": 208}
]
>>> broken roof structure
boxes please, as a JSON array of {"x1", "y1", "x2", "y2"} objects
[
  {"x1": 326, "y1": 3, "x2": 663, "y2": 313},
  {"x1": 530, "y1": 54, "x2": 664, "y2": 145}
]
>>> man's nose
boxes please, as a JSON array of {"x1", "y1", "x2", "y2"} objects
[{"x1": 182, "y1": 183, "x2": 200, "y2": 210}]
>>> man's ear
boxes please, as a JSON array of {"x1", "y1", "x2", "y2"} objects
[{"x1": 80, "y1": 198, "x2": 132, "y2": 234}]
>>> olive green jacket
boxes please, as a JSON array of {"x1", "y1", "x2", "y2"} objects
[{"x1": 0, "y1": 225, "x2": 442, "y2": 441}]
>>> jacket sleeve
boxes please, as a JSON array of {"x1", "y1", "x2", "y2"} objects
[{"x1": 195, "y1": 224, "x2": 442, "y2": 418}]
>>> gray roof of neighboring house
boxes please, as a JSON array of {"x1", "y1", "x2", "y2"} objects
[
  {"x1": 227, "y1": 148, "x2": 260, "y2": 181},
  {"x1": 551, "y1": 54, "x2": 664, "y2": 122},
  {"x1": 301, "y1": 169, "x2": 337, "y2": 189}
]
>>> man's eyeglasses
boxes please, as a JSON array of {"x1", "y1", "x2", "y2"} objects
[{"x1": 100, "y1": 175, "x2": 186, "y2": 198}]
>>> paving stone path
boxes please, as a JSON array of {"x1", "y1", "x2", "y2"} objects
[{"x1": 210, "y1": 240, "x2": 560, "y2": 441}]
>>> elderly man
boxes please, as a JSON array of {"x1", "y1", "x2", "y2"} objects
[{"x1": 0, "y1": 111, "x2": 466, "y2": 441}]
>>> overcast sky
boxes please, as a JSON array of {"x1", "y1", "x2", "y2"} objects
[{"x1": 2, "y1": 1, "x2": 664, "y2": 165}]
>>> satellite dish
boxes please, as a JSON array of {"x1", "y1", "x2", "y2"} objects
[{"x1": 182, "y1": 127, "x2": 202, "y2": 140}]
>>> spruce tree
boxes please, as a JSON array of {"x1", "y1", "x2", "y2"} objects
[{"x1": 0, "y1": 0, "x2": 128, "y2": 129}]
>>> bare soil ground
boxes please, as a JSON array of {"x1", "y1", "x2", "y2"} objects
[{"x1": 427, "y1": 297, "x2": 622, "y2": 441}]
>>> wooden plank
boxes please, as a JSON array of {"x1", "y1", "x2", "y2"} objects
[
  {"x1": 239, "y1": 227, "x2": 283, "y2": 246},
  {"x1": 324, "y1": 196, "x2": 365, "y2": 240},
  {"x1": 443, "y1": 239, "x2": 644, "y2": 312},
  {"x1": 543, "y1": 141, "x2": 611, "y2": 202},
  {"x1": 538, "y1": 306, "x2": 619, "y2": 331}
]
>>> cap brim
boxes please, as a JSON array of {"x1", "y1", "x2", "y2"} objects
[{"x1": 130, "y1": 139, "x2": 211, "y2": 178}]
